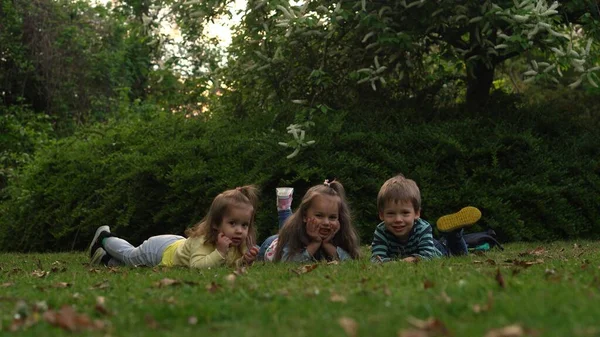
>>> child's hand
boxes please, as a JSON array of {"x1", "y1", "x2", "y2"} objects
[
  {"x1": 243, "y1": 246, "x2": 259, "y2": 265},
  {"x1": 402, "y1": 256, "x2": 419, "y2": 263},
  {"x1": 217, "y1": 232, "x2": 232, "y2": 255},
  {"x1": 305, "y1": 217, "x2": 322, "y2": 243},
  {"x1": 322, "y1": 220, "x2": 340, "y2": 244}
]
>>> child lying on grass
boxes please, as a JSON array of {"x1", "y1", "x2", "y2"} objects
[
  {"x1": 371, "y1": 174, "x2": 482, "y2": 262},
  {"x1": 88, "y1": 185, "x2": 260, "y2": 269}
]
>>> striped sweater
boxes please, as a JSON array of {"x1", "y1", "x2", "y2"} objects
[{"x1": 370, "y1": 218, "x2": 442, "y2": 262}]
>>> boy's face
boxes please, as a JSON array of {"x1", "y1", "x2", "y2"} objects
[{"x1": 379, "y1": 200, "x2": 420, "y2": 241}]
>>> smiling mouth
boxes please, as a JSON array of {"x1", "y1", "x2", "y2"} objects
[{"x1": 319, "y1": 229, "x2": 331, "y2": 235}]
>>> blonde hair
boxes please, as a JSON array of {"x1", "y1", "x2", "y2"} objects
[
  {"x1": 377, "y1": 174, "x2": 421, "y2": 212},
  {"x1": 274, "y1": 180, "x2": 360, "y2": 261},
  {"x1": 185, "y1": 185, "x2": 259, "y2": 253}
]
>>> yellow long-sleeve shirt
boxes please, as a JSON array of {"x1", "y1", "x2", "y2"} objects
[{"x1": 160, "y1": 235, "x2": 246, "y2": 268}]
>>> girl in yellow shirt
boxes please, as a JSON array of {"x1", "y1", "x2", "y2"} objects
[{"x1": 88, "y1": 185, "x2": 260, "y2": 269}]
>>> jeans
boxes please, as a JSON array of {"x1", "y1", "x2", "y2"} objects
[
  {"x1": 434, "y1": 229, "x2": 468, "y2": 257},
  {"x1": 103, "y1": 235, "x2": 184, "y2": 267},
  {"x1": 257, "y1": 208, "x2": 292, "y2": 260}
]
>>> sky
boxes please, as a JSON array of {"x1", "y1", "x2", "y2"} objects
[{"x1": 91, "y1": 0, "x2": 245, "y2": 48}]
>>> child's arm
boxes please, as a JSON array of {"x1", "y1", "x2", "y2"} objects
[
  {"x1": 280, "y1": 245, "x2": 315, "y2": 262},
  {"x1": 370, "y1": 225, "x2": 392, "y2": 263},
  {"x1": 188, "y1": 234, "x2": 231, "y2": 268},
  {"x1": 411, "y1": 222, "x2": 442, "y2": 260}
]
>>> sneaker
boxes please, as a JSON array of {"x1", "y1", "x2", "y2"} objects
[
  {"x1": 88, "y1": 225, "x2": 111, "y2": 258},
  {"x1": 276, "y1": 187, "x2": 294, "y2": 210},
  {"x1": 436, "y1": 206, "x2": 482, "y2": 232},
  {"x1": 90, "y1": 247, "x2": 107, "y2": 266}
]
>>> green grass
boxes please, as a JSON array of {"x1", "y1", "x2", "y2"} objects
[{"x1": 1, "y1": 242, "x2": 599, "y2": 336}]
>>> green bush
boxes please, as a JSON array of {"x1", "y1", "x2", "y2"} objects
[{"x1": 1, "y1": 93, "x2": 599, "y2": 252}]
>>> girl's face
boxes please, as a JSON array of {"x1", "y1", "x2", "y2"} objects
[
  {"x1": 303, "y1": 194, "x2": 340, "y2": 239},
  {"x1": 217, "y1": 204, "x2": 253, "y2": 246}
]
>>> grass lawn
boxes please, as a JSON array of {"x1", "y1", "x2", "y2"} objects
[{"x1": 1, "y1": 242, "x2": 599, "y2": 336}]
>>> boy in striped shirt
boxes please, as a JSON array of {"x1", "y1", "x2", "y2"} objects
[{"x1": 371, "y1": 174, "x2": 481, "y2": 263}]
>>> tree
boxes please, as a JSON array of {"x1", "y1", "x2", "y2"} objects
[{"x1": 222, "y1": 0, "x2": 599, "y2": 117}]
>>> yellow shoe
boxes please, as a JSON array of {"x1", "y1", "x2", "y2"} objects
[{"x1": 436, "y1": 206, "x2": 482, "y2": 232}]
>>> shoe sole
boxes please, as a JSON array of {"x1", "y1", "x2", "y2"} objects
[
  {"x1": 437, "y1": 206, "x2": 481, "y2": 232},
  {"x1": 90, "y1": 247, "x2": 107, "y2": 265},
  {"x1": 88, "y1": 225, "x2": 111, "y2": 256}
]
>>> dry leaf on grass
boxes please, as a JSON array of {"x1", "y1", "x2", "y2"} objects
[
  {"x1": 495, "y1": 268, "x2": 505, "y2": 288},
  {"x1": 405, "y1": 316, "x2": 451, "y2": 336},
  {"x1": 154, "y1": 278, "x2": 181, "y2": 288},
  {"x1": 89, "y1": 281, "x2": 110, "y2": 290},
  {"x1": 95, "y1": 296, "x2": 110, "y2": 316},
  {"x1": 519, "y1": 247, "x2": 546, "y2": 257},
  {"x1": 338, "y1": 317, "x2": 358, "y2": 337},
  {"x1": 423, "y1": 279, "x2": 434, "y2": 289},
  {"x1": 31, "y1": 270, "x2": 49, "y2": 278},
  {"x1": 43, "y1": 305, "x2": 106, "y2": 332},
  {"x1": 1, "y1": 282, "x2": 13, "y2": 287},
  {"x1": 206, "y1": 281, "x2": 222, "y2": 293},
  {"x1": 291, "y1": 264, "x2": 318, "y2": 275},
  {"x1": 233, "y1": 266, "x2": 248, "y2": 275},
  {"x1": 484, "y1": 324, "x2": 524, "y2": 337},
  {"x1": 51, "y1": 282, "x2": 71, "y2": 288},
  {"x1": 145, "y1": 314, "x2": 159, "y2": 329},
  {"x1": 330, "y1": 292, "x2": 347, "y2": 303}
]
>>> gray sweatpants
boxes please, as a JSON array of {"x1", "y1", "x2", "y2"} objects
[{"x1": 103, "y1": 235, "x2": 184, "y2": 267}]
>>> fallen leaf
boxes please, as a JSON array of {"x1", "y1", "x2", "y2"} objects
[
  {"x1": 206, "y1": 281, "x2": 222, "y2": 293},
  {"x1": 145, "y1": 314, "x2": 159, "y2": 329},
  {"x1": 43, "y1": 305, "x2": 105, "y2": 332},
  {"x1": 233, "y1": 266, "x2": 248, "y2": 275},
  {"x1": 95, "y1": 296, "x2": 110, "y2": 316},
  {"x1": 154, "y1": 278, "x2": 181, "y2": 288},
  {"x1": 338, "y1": 317, "x2": 358, "y2": 337},
  {"x1": 51, "y1": 282, "x2": 71, "y2": 288},
  {"x1": 1, "y1": 282, "x2": 14, "y2": 287},
  {"x1": 327, "y1": 260, "x2": 340, "y2": 265},
  {"x1": 330, "y1": 293, "x2": 347, "y2": 303},
  {"x1": 495, "y1": 268, "x2": 505, "y2": 288},
  {"x1": 31, "y1": 270, "x2": 49, "y2": 278},
  {"x1": 484, "y1": 324, "x2": 524, "y2": 337},
  {"x1": 291, "y1": 264, "x2": 319, "y2": 275},
  {"x1": 383, "y1": 286, "x2": 392, "y2": 296},
  {"x1": 423, "y1": 279, "x2": 434, "y2": 289},
  {"x1": 406, "y1": 316, "x2": 450, "y2": 336},
  {"x1": 88, "y1": 268, "x2": 101, "y2": 274},
  {"x1": 519, "y1": 247, "x2": 545, "y2": 257},
  {"x1": 89, "y1": 281, "x2": 110, "y2": 290}
]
